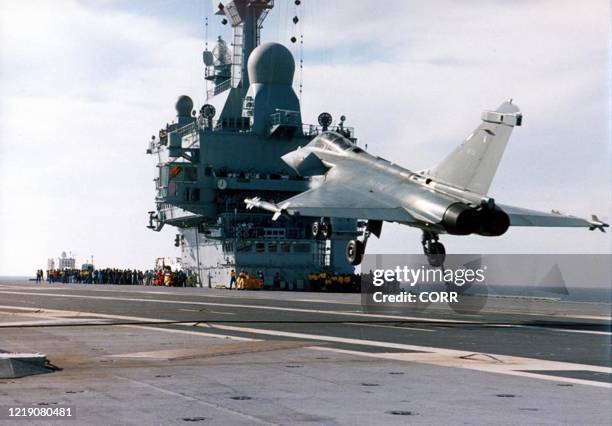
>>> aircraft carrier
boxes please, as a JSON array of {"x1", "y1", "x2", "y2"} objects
[
  {"x1": 146, "y1": 0, "x2": 357, "y2": 289},
  {"x1": 0, "y1": 2, "x2": 608, "y2": 425}
]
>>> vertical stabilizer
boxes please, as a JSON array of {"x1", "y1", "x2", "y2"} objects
[{"x1": 425, "y1": 101, "x2": 522, "y2": 195}]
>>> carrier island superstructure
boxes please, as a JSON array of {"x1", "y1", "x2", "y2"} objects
[{"x1": 146, "y1": 0, "x2": 358, "y2": 288}]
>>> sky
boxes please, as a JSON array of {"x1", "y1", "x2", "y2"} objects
[{"x1": 0, "y1": 0, "x2": 610, "y2": 275}]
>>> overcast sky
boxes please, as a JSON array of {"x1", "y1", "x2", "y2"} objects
[{"x1": 0, "y1": 0, "x2": 610, "y2": 275}]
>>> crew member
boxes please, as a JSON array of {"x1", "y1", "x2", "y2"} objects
[{"x1": 229, "y1": 269, "x2": 236, "y2": 289}]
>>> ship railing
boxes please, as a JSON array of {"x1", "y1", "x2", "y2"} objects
[
  {"x1": 302, "y1": 124, "x2": 354, "y2": 139},
  {"x1": 163, "y1": 118, "x2": 355, "y2": 139},
  {"x1": 148, "y1": 121, "x2": 199, "y2": 153},
  {"x1": 270, "y1": 110, "x2": 301, "y2": 127},
  {"x1": 206, "y1": 78, "x2": 231, "y2": 98},
  {"x1": 200, "y1": 116, "x2": 251, "y2": 133},
  {"x1": 174, "y1": 122, "x2": 198, "y2": 138},
  {"x1": 170, "y1": 122, "x2": 200, "y2": 150},
  {"x1": 207, "y1": 168, "x2": 306, "y2": 182}
]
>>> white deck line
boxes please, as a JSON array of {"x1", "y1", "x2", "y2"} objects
[{"x1": 0, "y1": 303, "x2": 608, "y2": 388}]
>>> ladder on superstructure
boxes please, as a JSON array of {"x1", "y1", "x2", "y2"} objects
[
  {"x1": 231, "y1": 18, "x2": 243, "y2": 87},
  {"x1": 314, "y1": 240, "x2": 330, "y2": 268}
]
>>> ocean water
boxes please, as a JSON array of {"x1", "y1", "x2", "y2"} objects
[{"x1": 480, "y1": 285, "x2": 611, "y2": 303}]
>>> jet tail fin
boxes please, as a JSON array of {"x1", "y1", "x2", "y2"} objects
[{"x1": 425, "y1": 101, "x2": 522, "y2": 195}]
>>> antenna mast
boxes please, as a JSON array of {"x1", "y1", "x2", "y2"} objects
[{"x1": 214, "y1": 0, "x2": 274, "y2": 89}]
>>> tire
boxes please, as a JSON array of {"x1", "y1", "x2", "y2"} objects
[
  {"x1": 311, "y1": 221, "x2": 320, "y2": 238},
  {"x1": 321, "y1": 221, "x2": 332, "y2": 239},
  {"x1": 427, "y1": 242, "x2": 446, "y2": 267},
  {"x1": 346, "y1": 240, "x2": 364, "y2": 265}
]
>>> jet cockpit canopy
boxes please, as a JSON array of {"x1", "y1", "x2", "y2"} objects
[{"x1": 309, "y1": 131, "x2": 355, "y2": 152}]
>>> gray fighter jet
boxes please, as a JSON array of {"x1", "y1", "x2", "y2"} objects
[{"x1": 245, "y1": 101, "x2": 608, "y2": 266}]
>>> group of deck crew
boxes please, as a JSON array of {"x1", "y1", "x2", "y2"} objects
[{"x1": 39, "y1": 268, "x2": 198, "y2": 287}]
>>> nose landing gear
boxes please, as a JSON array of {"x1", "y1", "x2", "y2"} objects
[
  {"x1": 422, "y1": 231, "x2": 445, "y2": 267},
  {"x1": 345, "y1": 220, "x2": 382, "y2": 266},
  {"x1": 346, "y1": 240, "x2": 365, "y2": 265}
]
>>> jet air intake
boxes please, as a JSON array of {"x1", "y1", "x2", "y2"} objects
[{"x1": 442, "y1": 203, "x2": 510, "y2": 236}]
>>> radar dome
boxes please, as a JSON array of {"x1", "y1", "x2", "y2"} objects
[
  {"x1": 175, "y1": 95, "x2": 194, "y2": 117},
  {"x1": 248, "y1": 43, "x2": 295, "y2": 85}
]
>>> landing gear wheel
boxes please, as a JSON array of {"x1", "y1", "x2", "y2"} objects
[
  {"x1": 422, "y1": 231, "x2": 446, "y2": 267},
  {"x1": 311, "y1": 221, "x2": 320, "y2": 238},
  {"x1": 320, "y1": 221, "x2": 332, "y2": 239},
  {"x1": 346, "y1": 240, "x2": 364, "y2": 265},
  {"x1": 426, "y1": 241, "x2": 446, "y2": 267}
]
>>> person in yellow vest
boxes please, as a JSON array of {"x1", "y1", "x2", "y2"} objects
[
  {"x1": 163, "y1": 268, "x2": 173, "y2": 287},
  {"x1": 237, "y1": 271, "x2": 247, "y2": 290}
]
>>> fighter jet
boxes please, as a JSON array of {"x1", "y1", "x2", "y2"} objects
[{"x1": 245, "y1": 101, "x2": 608, "y2": 266}]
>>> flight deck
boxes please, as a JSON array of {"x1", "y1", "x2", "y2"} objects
[{"x1": 0, "y1": 279, "x2": 609, "y2": 424}]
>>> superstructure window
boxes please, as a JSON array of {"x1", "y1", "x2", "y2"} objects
[
  {"x1": 164, "y1": 164, "x2": 198, "y2": 183},
  {"x1": 184, "y1": 167, "x2": 198, "y2": 182},
  {"x1": 183, "y1": 188, "x2": 200, "y2": 202},
  {"x1": 160, "y1": 166, "x2": 169, "y2": 186},
  {"x1": 264, "y1": 228, "x2": 286, "y2": 239}
]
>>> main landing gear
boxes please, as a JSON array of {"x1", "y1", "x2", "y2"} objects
[
  {"x1": 422, "y1": 231, "x2": 445, "y2": 267},
  {"x1": 311, "y1": 218, "x2": 332, "y2": 239}
]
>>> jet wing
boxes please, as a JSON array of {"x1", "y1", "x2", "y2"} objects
[
  {"x1": 501, "y1": 204, "x2": 608, "y2": 232},
  {"x1": 247, "y1": 152, "x2": 418, "y2": 223},
  {"x1": 283, "y1": 181, "x2": 416, "y2": 222},
  {"x1": 247, "y1": 177, "x2": 416, "y2": 223}
]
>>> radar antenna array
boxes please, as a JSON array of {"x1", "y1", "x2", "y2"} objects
[
  {"x1": 201, "y1": 104, "x2": 216, "y2": 119},
  {"x1": 318, "y1": 112, "x2": 332, "y2": 131},
  {"x1": 200, "y1": 104, "x2": 216, "y2": 129}
]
